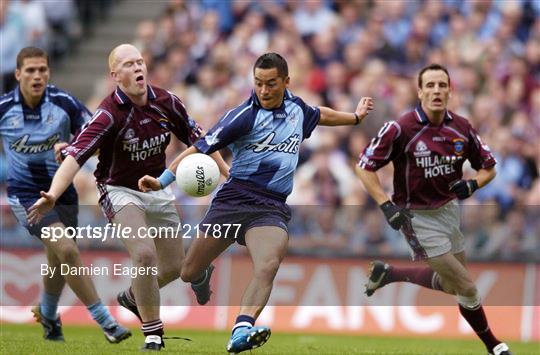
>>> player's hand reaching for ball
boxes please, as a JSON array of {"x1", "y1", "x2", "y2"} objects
[
  {"x1": 355, "y1": 97, "x2": 374, "y2": 122},
  {"x1": 27, "y1": 191, "x2": 57, "y2": 224},
  {"x1": 379, "y1": 200, "x2": 413, "y2": 230},
  {"x1": 138, "y1": 175, "x2": 162, "y2": 192}
]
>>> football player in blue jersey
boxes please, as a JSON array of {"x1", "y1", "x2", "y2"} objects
[
  {"x1": 139, "y1": 52, "x2": 373, "y2": 353},
  {"x1": 0, "y1": 47, "x2": 130, "y2": 343}
]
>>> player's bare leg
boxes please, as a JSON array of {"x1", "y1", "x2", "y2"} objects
[
  {"x1": 426, "y1": 252, "x2": 476, "y2": 296},
  {"x1": 181, "y1": 232, "x2": 233, "y2": 283},
  {"x1": 241, "y1": 227, "x2": 288, "y2": 318},
  {"x1": 227, "y1": 226, "x2": 288, "y2": 354},
  {"x1": 41, "y1": 227, "x2": 100, "y2": 305},
  {"x1": 118, "y1": 224, "x2": 214, "y2": 324},
  {"x1": 366, "y1": 252, "x2": 511, "y2": 355},
  {"x1": 39, "y1": 222, "x2": 130, "y2": 343},
  {"x1": 114, "y1": 205, "x2": 162, "y2": 348},
  {"x1": 117, "y1": 231, "x2": 185, "y2": 321},
  {"x1": 120, "y1": 235, "x2": 160, "y2": 321},
  {"x1": 178, "y1": 231, "x2": 231, "y2": 308},
  {"x1": 43, "y1": 245, "x2": 66, "y2": 295},
  {"x1": 114, "y1": 205, "x2": 160, "y2": 319},
  {"x1": 155, "y1": 231, "x2": 184, "y2": 286},
  {"x1": 427, "y1": 252, "x2": 511, "y2": 354}
]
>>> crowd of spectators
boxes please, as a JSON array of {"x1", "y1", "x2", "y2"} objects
[
  {"x1": 1, "y1": 0, "x2": 538, "y2": 262},
  {"x1": 0, "y1": 0, "x2": 114, "y2": 92}
]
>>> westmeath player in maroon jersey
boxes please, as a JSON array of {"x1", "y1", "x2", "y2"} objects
[
  {"x1": 356, "y1": 64, "x2": 511, "y2": 355},
  {"x1": 28, "y1": 44, "x2": 229, "y2": 351}
]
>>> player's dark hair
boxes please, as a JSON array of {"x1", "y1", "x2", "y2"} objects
[
  {"x1": 253, "y1": 52, "x2": 288, "y2": 78},
  {"x1": 418, "y1": 63, "x2": 450, "y2": 88},
  {"x1": 16, "y1": 47, "x2": 49, "y2": 69}
]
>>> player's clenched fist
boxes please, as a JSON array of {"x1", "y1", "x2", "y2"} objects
[
  {"x1": 379, "y1": 200, "x2": 413, "y2": 230},
  {"x1": 138, "y1": 175, "x2": 162, "y2": 192},
  {"x1": 449, "y1": 179, "x2": 478, "y2": 200}
]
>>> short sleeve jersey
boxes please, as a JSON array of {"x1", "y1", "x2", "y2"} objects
[
  {"x1": 65, "y1": 85, "x2": 203, "y2": 191},
  {"x1": 358, "y1": 105, "x2": 496, "y2": 209},
  {"x1": 195, "y1": 89, "x2": 320, "y2": 195},
  {"x1": 0, "y1": 85, "x2": 91, "y2": 192}
]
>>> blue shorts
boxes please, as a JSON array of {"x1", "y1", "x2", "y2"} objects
[
  {"x1": 199, "y1": 178, "x2": 291, "y2": 245},
  {"x1": 7, "y1": 185, "x2": 78, "y2": 238}
]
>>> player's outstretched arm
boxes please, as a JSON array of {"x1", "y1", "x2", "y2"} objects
[
  {"x1": 355, "y1": 166, "x2": 389, "y2": 205},
  {"x1": 472, "y1": 166, "x2": 497, "y2": 188},
  {"x1": 167, "y1": 144, "x2": 229, "y2": 178},
  {"x1": 170, "y1": 145, "x2": 198, "y2": 173},
  {"x1": 355, "y1": 165, "x2": 412, "y2": 230},
  {"x1": 139, "y1": 145, "x2": 230, "y2": 192},
  {"x1": 318, "y1": 97, "x2": 374, "y2": 126},
  {"x1": 209, "y1": 151, "x2": 230, "y2": 179},
  {"x1": 138, "y1": 146, "x2": 199, "y2": 192},
  {"x1": 28, "y1": 156, "x2": 81, "y2": 224}
]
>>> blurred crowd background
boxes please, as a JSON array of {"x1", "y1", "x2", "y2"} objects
[
  {"x1": 0, "y1": 0, "x2": 114, "y2": 92},
  {"x1": 1, "y1": 0, "x2": 539, "y2": 262}
]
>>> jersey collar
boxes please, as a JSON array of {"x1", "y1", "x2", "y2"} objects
[
  {"x1": 15, "y1": 86, "x2": 50, "y2": 121},
  {"x1": 250, "y1": 89, "x2": 293, "y2": 110},
  {"x1": 414, "y1": 104, "x2": 453, "y2": 125},
  {"x1": 114, "y1": 85, "x2": 157, "y2": 105},
  {"x1": 14, "y1": 86, "x2": 20, "y2": 102},
  {"x1": 13, "y1": 85, "x2": 50, "y2": 105}
]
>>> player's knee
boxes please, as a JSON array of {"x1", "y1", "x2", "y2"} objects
[
  {"x1": 253, "y1": 258, "x2": 281, "y2": 281},
  {"x1": 132, "y1": 247, "x2": 157, "y2": 268},
  {"x1": 444, "y1": 286, "x2": 457, "y2": 295},
  {"x1": 455, "y1": 282, "x2": 477, "y2": 297},
  {"x1": 56, "y1": 243, "x2": 81, "y2": 265}
]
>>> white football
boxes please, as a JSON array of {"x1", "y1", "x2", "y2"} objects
[{"x1": 176, "y1": 153, "x2": 220, "y2": 197}]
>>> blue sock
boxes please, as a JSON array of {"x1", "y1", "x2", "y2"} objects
[
  {"x1": 40, "y1": 292, "x2": 60, "y2": 320},
  {"x1": 87, "y1": 301, "x2": 116, "y2": 329},
  {"x1": 232, "y1": 315, "x2": 255, "y2": 334}
]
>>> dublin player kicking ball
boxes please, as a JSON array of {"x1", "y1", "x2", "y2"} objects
[{"x1": 138, "y1": 52, "x2": 374, "y2": 353}]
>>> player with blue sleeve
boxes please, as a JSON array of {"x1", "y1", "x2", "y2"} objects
[
  {"x1": 194, "y1": 87, "x2": 318, "y2": 196},
  {"x1": 0, "y1": 47, "x2": 130, "y2": 343},
  {"x1": 139, "y1": 53, "x2": 373, "y2": 353}
]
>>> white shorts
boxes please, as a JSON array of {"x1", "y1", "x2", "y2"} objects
[
  {"x1": 400, "y1": 200, "x2": 465, "y2": 261},
  {"x1": 97, "y1": 183, "x2": 180, "y2": 227}
]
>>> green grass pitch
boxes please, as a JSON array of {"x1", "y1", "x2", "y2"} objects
[{"x1": 1, "y1": 323, "x2": 538, "y2": 354}]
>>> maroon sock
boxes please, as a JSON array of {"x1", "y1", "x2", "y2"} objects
[
  {"x1": 141, "y1": 319, "x2": 164, "y2": 337},
  {"x1": 459, "y1": 305, "x2": 501, "y2": 351},
  {"x1": 384, "y1": 266, "x2": 442, "y2": 290}
]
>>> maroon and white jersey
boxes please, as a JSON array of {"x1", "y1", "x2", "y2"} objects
[
  {"x1": 358, "y1": 105, "x2": 496, "y2": 209},
  {"x1": 65, "y1": 85, "x2": 203, "y2": 190}
]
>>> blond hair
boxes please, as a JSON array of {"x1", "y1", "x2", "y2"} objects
[{"x1": 108, "y1": 43, "x2": 139, "y2": 72}]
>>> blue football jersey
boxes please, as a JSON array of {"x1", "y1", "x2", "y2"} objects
[
  {"x1": 0, "y1": 85, "x2": 91, "y2": 191},
  {"x1": 195, "y1": 89, "x2": 320, "y2": 195}
]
